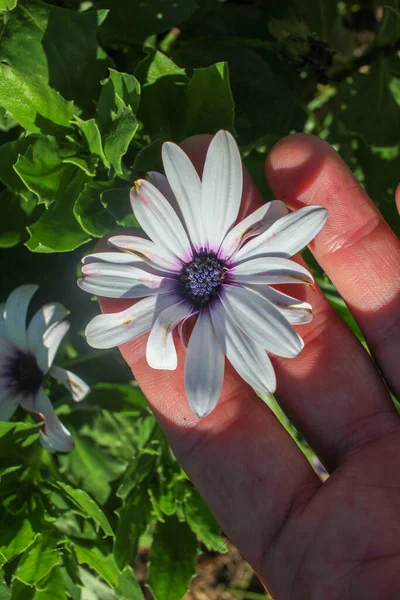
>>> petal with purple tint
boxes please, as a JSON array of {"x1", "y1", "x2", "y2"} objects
[
  {"x1": 0, "y1": 389, "x2": 22, "y2": 421},
  {"x1": 49, "y1": 365, "x2": 90, "y2": 402},
  {"x1": 184, "y1": 309, "x2": 224, "y2": 417},
  {"x1": 108, "y1": 236, "x2": 181, "y2": 273},
  {"x1": 219, "y1": 200, "x2": 288, "y2": 260},
  {"x1": 201, "y1": 131, "x2": 243, "y2": 250},
  {"x1": 146, "y1": 300, "x2": 194, "y2": 370},
  {"x1": 210, "y1": 300, "x2": 276, "y2": 395},
  {"x1": 229, "y1": 257, "x2": 314, "y2": 285},
  {"x1": 236, "y1": 206, "x2": 328, "y2": 262},
  {"x1": 219, "y1": 285, "x2": 304, "y2": 358},
  {"x1": 247, "y1": 285, "x2": 312, "y2": 325},
  {"x1": 36, "y1": 320, "x2": 70, "y2": 373},
  {"x1": 162, "y1": 142, "x2": 204, "y2": 249},
  {"x1": 131, "y1": 179, "x2": 191, "y2": 260},
  {"x1": 27, "y1": 303, "x2": 69, "y2": 356},
  {"x1": 78, "y1": 262, "x2": 177, "y2": 299},
  {"x1": 4, "y1": 285, "x2": 38, "y2": 351},
  {"x1": 85, "y1": 293, "x2": 182, "y2": 349}
]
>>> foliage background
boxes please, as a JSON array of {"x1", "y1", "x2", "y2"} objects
[{"x1": 0, "y1": 0, "x2": 399, "y2": 598}]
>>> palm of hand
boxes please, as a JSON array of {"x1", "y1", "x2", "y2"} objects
[{"x1": 99, "y1": 133, "x2": 400, "y2": 600}]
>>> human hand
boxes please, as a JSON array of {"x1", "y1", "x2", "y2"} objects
[{"x1": 98, "y1": 134, "x2": 400, "y2": 600}]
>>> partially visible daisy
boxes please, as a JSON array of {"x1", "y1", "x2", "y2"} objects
[
  {"x1": 0, "y1": 285, "x2": 89, "y2": 452},
  {"x1": 78, "y1": 130, "x2": 327, "y2": 417}
]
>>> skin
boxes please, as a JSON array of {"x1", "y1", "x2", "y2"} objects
[{"x1": 98, "y1": 134, "x2": 400, "y2": 600}]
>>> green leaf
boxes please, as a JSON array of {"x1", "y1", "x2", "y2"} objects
[
  {"x1": 0, "y1": 516, "x2": 39, "y2": 568},
  {"x1": 132, "y1": 140, "x2": 163, "y2": 175},
  {"x1": 10, "y1": 579, "x2": 34, "y2": 600},
  {"x1": 135, "y1": 48, "x2": 186, "y2": 86},
  {"x1": 293, "y1": 0, "x2": 338, "y2": 41},
  {"x1": 74, "y1": 181, "x2": 116, "y2": 238},
  {"x1": 74, "y1": 117, "x2": 109, "y2": 168},
  {"x1": 34, "y1": 567, "x2": 67, "y2": 600},
  {"x1": 0, "y1": 2, "x2": 111, "y2": 112},
  {"x1": 0, "y1": 571, "x2": 11, "y2": 600},
  {"x1": 97, "y1": 70, "x2": 141, "y2": 130},
  {"x1": 115, "y1": 567, "x2": 144, "y2": 600},
  {"x1": 0, "y1": 0, "x2": 17, "y2": 12},
  {"x1": 103, "y1": 106, "x2": 138, "y2": 175},
  {"x1": 14, "y1": 534, "x2": 61, "y2": 586},
  {"x1": 58, "y1": 430, "x2": 123, "y2": 505},
  {"x1": 72, "y1": 542, "x2": 119, "y2": 588},
  {"x1": 185, "y1": 62, "x2": 235, "y2": 136},
  {"x1": 0, "y1": 64, "x2": 73, "y2": 135},
  {"x1": 183, "y1": 487, "x2": 226, "y2": 552},
  {"x1": 101, "y1": 188, "x2": 139, "y2": 227},
  {"x1": 148, "y1": 516, "x2": 198, "y2": 600},
  {"x1": 375, "y1": 1, "x2": 400, "y2": 47},
  {"x1": 114, "y1": 486, "x2": 151, "y2": 570},
  {"x1": 26, "y1": 168, "x2": 91, "y2": 252},
  {"x1": 99, "y1": 0, "x2": 197, "y2": 45},
  {"x1": 0, "y1": 136, "x2": 34, "y2": 199},
  {"x1": 0, "y1": 189, "x2": 39, "y2": 248},
  {"x1": 340, "y1": 59, "x2": 400, "y2": 146},
  {"x1": 117, "y1": 453, "x2": 158, "y2": 501},
  {"x1": 50, "y1": 482, "x2": 114, "y2": 538},
  {"x1": 0, "y1": 422, "x2": 39, "y2": 465}
]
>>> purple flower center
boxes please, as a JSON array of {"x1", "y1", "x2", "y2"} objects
[
  {"x1": 178, "y1": 251, "x2": 227, "y2": 305},
  {"x1": 11, "y1": 353, "x2": 43, "y2": 395}
]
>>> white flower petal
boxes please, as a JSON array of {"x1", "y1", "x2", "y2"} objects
[
  {"x1": 78, "y1": 263, "x2": 177, "y2": 299},
  {"x1": 229, "y1": 257, "x2": 314, "y2": 285},
  {"x1": 220, "y1": 285, "x2": 304, "y2": 358},
  {"x1": 247, "y1": 285, "x2": 313, "y2": 325},
  {"x1": 184, "y1": 309, "x2": 225, "y2": 417},
  {"x1": 219, "y1": 200, "x2": 288, "y2": 260},
  {"x1": 0, "y1": 389, "x2": 21, "y2": 421},
  {"x1": 210, "y1": 301, "x2": 276, "y2": 395},
  {"x1": 27, "y1": 303, "x2": 69, "y2": 355},
  {"x1": 236, "y1": 206, "x2": 328, "y2": 262},
  {"x1": 146, "y1": 171, "x2": 180, "y2": 214},
  {"x1": 146, "y1": 300, "x2": 194, "y2": 370},
  {"x1": 82, "y1": 252, "x2": 145, "y2": 266},
  {"x1": 49, "y1": 365, "x2": 90, "y2": 402},
  {"x1": 36, "y1": 320, "x2": 70, "y2": 372},
  {"x1": 85, "y1": 294, "x2": 181, "y2": 349},
  {"x1": 202, "y1": 131, "x2": 243, "y2": 250},
  {"x1": 4, "y1": 285, "x2": 38, "y2": 351},
  {"x1": 108, "y1": 236, "x2": 181, "y2": 273},
  {"x1": 22, "y1": 388, "x2": 74, "y2": 453},
  {"x1": 162, "y1": 142, "x2": 204, "y2": 249},
  {"x1": 130, "y1": 179, "x2": 192, "y2": 260}
]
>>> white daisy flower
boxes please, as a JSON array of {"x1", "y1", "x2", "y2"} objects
[
  {"x1": 0, "y1": 285, "x2": 90, "y2": 452},
  {"x1": 78, "y1": 130, "x2": 327, "y2": 417}
]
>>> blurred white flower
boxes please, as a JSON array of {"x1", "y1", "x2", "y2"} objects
[
  {"x1": 78, "y1": 130, "x2": 327, "y2": 417},
  {"x1": 0, "y1": 285, "x2": 89, "y2": 452}
]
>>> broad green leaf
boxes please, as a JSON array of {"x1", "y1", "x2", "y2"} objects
[
  {"x1": 340, "y1": 59, "x2": 400, "y2": 146},
  {"x1": 0, "y1": 2, "x2": 111, "y2": 112},
  {"x1": 99, "y1": 0, "x2": 197, "y2": 45},
  {"x1": 103, "y1": 106, "x2": 138, "y2": 175},
  {"x1": 114, "y1": 486, "x2": 151, "y2": 570},
  {"x1": 375, "y1": 1, "x2": 400, "y2": 47},
  {"x1": 0, "y1": 516, "x2": 39, "y2": 568},
  {"x1": 101, "y1": 188, "x2": 139, "y2": 228},
  {"x1": 132, "y1": 140, "x2": 163, "y2": 175},
  {"x1": 115, "y1": 567, "x2": 144, "y2": 600},
  {"x1": 293, "y1": 0, "x2": 338, "y2": 41},
  {"x1": 0, "y1": 0, "x2": 17, "y2": 12},
  {"x1": 0, "y1": 189, "x2": 39, "y2": 248},
  {"x1": 74, "y1": 117, "x2": 109, "y2": 168},
  {"x1": 26, "y1": 168, "x2": 91, "y2": 252},
  {"x1": 34, "y1": 567, "x2": 67, "y2": 600},
  {"x1": 10, "y1": 580, "x2": 34, "y2": 600},
  {"x1": 0, "y1": 422, "x2": 39, "y2": 463},
  {"x1": 58, "y1": 430, "x2": 123, "y2": 505},
  {"x1": 183, "y1": 487, "x2": 226, "y2": 552},
  {"x1": 0, "y1": 64, "x2": 73, "y2": 135},
  {"x1": 0, "y1": 571, "x2": 10, "y2": 600},
  {"x1": 148, "y1": 516, "x2": 198, "y2": 600},
  {"x1": 137, "y1": 50, "x2": 188, "y2": 141},
  {"x1": 14, "y1": 534, "x2": 61, "y2": 586},
  {"x1": 50, "y1": 482, "x2": 114, "y2": 537},
  {"x1": 74, "y1": 181, "x2": 116, "y2": 238},
  {"x1": 72, "y1": 542, "x2": 119, "y2": 588},
  {"x1": 14, "y1": 137, "x2": 74, "y2": 206},
  {"x1": 63, "y1": 155, "x2": 97, "y2": 177},
  {"x1": 0, "y1": 136, "x2": 33, "y2": 199},
  {"x1": 117, "y1": 453, "x2": 158, "y2": 501},
  {"x1": 185, "y1": 62, "x2": 235, "y2": 136},
  {"x1": 97, "y1": 70, "x2": 141, "y2": 130}
]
